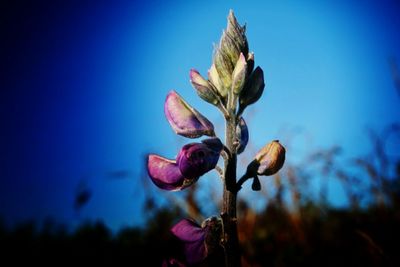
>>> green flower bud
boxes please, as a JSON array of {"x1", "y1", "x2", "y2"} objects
[
  {"x1": 211, "y1": 10, "x2": 249, "y2": 98},
  {"x1": 226, "y1": 10, "x2": 248, "y2": 62},
  {"x1": 220, "y1": 30, "x2": 241, "y2": 67},
  {"x1": 190, "y1": 69, "x2": 220, "y2": 105},
  {"x1": 208, "y1": 63, "x2": 227, "y2": 98},
  {"x1": 214, "y1": 48, "x2": 234, "y2": 92},
  {"x1": 232, "y1": 53, "x2": 247, "y2": 94},
  {"x1": 239, "y1": 66, "x2": 265, "y2": 110}
]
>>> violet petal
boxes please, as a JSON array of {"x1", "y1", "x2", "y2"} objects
[
  {"x1": 236, "y1": 117, "x2": 249, "y2": 154},
  {"x1": 147, "y1": 154, "x2": 185, "y2": 191},
  {"x1": 201, "y1": 137, "x2": 223, "y2": 153},
  {"x1": 177, "y1": 141, "x2": 221, "y2": 179},
  {"x1": 164, "y1": 90, "x2": 215, "y2": 138},
  {"x1": 171, "y1": 219, "x2": 207, "y2": 265}
]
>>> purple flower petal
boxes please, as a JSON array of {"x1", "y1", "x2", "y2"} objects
[
  {"x1": 164, "y1": 90, "x2": 215, "y2": 138},
  {"x1": 171, "y1": 219, "x2": 207, "y2": 265},
  {"x1": 147, "y1": 138, "x2": 222, "y2": 191},
  {"x1": 171, "y1": 218, "x2": 205, "y2": 243},
  {"x1": 176, "y1": 140, "x2": 221, "y2": 179},
  {"x1": 236, "y1": 117, "x2": 249, "y2": 154},
  {"x1": 201, "y1": 137, "x2": 223, "y2": 153},
  {"x1": 183, "y1": 238, "x2": 207, "y2": 265},
  {"x1": 147, "y1": 154, "x2": 185, "y2": 191}
]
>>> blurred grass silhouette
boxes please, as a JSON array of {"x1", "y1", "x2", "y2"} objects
[{"x1": 1, "y1": 122, "x2": 399, "y2": 266}]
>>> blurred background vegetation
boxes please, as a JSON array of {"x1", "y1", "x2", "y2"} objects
[{"x1": 1, "y1": 120, "x2": 399, "y2": 266}]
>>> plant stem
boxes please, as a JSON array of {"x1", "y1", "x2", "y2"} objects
[
  {"x1": 222, "y1": 115, "x2": 241, "y2": 267},
  {"x1": 236, "y1": 172, "x2": 251, "y2": 192}
]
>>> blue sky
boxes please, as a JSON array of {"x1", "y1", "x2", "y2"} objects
[{"x1": 1, "y1": 0, "x2": 400, "y2": 231}]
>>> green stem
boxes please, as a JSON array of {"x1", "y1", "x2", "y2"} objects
[{"x1": 222, "y1": 114, "x2": 241, "y2": 267}]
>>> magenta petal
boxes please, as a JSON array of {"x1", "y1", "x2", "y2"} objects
[
  {"x1": 171, "y1": 219, "x2": 205, "y2": 242},
  {"x1": 183, "y1": 237, "x2": 207, "y2": 265},
  {"x1": 176, "y1": 142, "x2": 220, "y2": 179},
  {"x1": 201, "y1": 137, "x2": 223, "y2": 153},
  {"x1": 164, "y1": 90, "x2": 215, "y2": 138},
  {"x1": 147, "y1": 154, "x2": 185, "y2": 191},
  {"x1": 171, "y1": 219, "x2": 207, "y2": 264}
]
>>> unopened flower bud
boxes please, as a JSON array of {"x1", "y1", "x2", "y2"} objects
[
  {"x1": 248, "y1": 140, "x2": 285, "y2": 176},
  {"x1": 208, "y1": 64, "x2": 227, "y2": 98},
  {"x1": 236, "y1": 117, "x2": 249, "y2": 154},
  {"x1": 190, "y1": 69, "x2": 220, "y2": 105},
  {"x1": 239, "y1": 66, "x2": 265, "y2": 110},
  {"x1": 220, "y1": 30, "x2": 241, "y2": 67},
  {"x1": 211, "y1": 10, "x2": 249, "y2": 98},
  {"x1": 165, "y1": 90, "x2": 215, "y2": 138},
  {"x1": 232, "y1": 53, "x2": 247, "y2": 94},
  {"x1": 226, "y1": 10, "x2": 249, "y2": 61},
  {"x1": 214, "y1": 48, "x2": 234, "y2": 91}
]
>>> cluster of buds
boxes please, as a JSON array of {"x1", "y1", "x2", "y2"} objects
[
  {"x1": 147, "y1": 10, "x2": 285, "y2": 266},
  {"x1": 189, "y1": 10, "x2": 265, "y2": 117}
]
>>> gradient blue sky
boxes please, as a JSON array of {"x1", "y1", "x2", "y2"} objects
[{"x1": 1, "y1": 0, "x2": 400, "y2": 231}]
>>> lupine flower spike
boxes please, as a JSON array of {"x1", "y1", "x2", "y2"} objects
[{"x1": 146, "y1": 10, "x2": 285, "y2": 266}]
